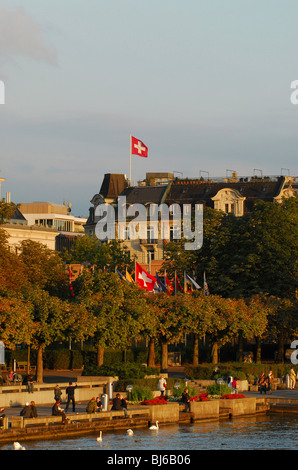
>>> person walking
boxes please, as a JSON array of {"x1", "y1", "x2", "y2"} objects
[
  {"x1": 158, "y1": 375, "x2": 167, "y2": 396},
  {"x1": 268, "y1": 370, "x2": 274, "y2": 394},
  {"x1": 289, "y1": 368, "x2": 296, "y2": 390},
  {"x1": 181, "y1": 388, "x2": 191, "y2": 412},
  {"x1": 232, "y1": 377, "x2": 239, "y2": 394},
  {"x1": 65, "y1": 382, "x2": 77, "y2": 412},
  {"x1": 54, "y1": 384, "x2": 62, "y2": 402},
  {"x1": 258, "y1": 372, "x2": 267, "y2": 394}
]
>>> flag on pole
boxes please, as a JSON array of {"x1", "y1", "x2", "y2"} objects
[
  {"x1": 175, "y1": 272, "x2": 184, "y2": 293},
  {"x1": 155, "y1": 272, "x2": 167, "y2": 293},
  {"x1": 68, "y1": 265, "x2": 74, "y2": 297},
  {"x1": 135, "y1": 262, "x2": 156, "y2": 292},
  {"x1": 131, "y1": 136, "x2": 148, "y2": 158},
  {"x1": 125, "y1": 269, "x2": 134, "y2": 284},
  {"x1": 116, "y1": 269, "x2": 126, "y2": 281},
  {"x1": 203, "y1": 272, "x2": 210, "y2": 295},
  {"x1": 184, "y1": 273, "x2": 201, "y2": 292},
  {"x1": 165, "y1": 272, "x2": 174, "y2": 295}
]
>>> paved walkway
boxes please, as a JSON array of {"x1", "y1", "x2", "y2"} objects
[{"x1": 2, "y1": 367, "x2": 298, "y2": 419}]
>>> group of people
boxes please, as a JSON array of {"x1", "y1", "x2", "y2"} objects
[
  {"x1": 85, "y1": 396, "x2": 103, "y2": 413},
  {"x1": 52, "y1": 382, "x2": 78, "y2": 424},
  {"x1": 20, "y1": 401, "x2": 38, "y2": 418},
  {"x1": 258, "y1": 370, "x2": 275, "y2": 394},
  {"x1": 52, "y1": 382, "x2": 129, "y2": 423},
  {"x1": 0, "y1": 370, "x2": 23, "y2": 386}
]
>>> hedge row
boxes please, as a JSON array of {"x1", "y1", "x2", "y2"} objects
[
  {"x1": 184, "y1": 362, "x2": 298, "y2": 381},
  {"x1": 6, "y1": 349, "x2": 84, "y2": 370}
]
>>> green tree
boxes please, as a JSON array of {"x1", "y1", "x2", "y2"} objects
[
  {"x1": 74, "y1": 270, "x2": 145, "y2": 366},
  {"x1": 27, "y1": 289, "x2": 73, "y2": 382},
  {"x1": 0, "y1": 200, "x2": 19, "y2": 224},
  {"x1": 18, "y1": 240, "x2": 69, "y2": 298},
  {"x1": 61, "y1": 235, "x2": 135, "y2": 273},
  {"x1": 145, "y1": 293, "x2": 187, "y2": 372},
  {"x1": 0, "y1": 296, "x2": 34, "y2": 348}
]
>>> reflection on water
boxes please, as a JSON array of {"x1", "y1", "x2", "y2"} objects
[{"x1": 1, "y1": 415, "x2": 298, "y2": 450}]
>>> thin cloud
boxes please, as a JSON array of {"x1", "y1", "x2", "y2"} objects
[{"x1": 0, "y1": 6, "x2": 57, "y2": 65}]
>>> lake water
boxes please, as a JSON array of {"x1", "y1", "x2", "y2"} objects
[{"x1": 2, "y1": 414, "x2": 298, "y2": 451}]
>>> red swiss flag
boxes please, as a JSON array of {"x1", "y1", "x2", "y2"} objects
[
  {"x1": 131, "y1": 136, "x2": 148, "y2": 158},
  {"x1": 135, "y1": 262, "x2": 156, "y2": 292}
]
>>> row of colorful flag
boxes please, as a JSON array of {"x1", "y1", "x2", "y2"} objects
[{"x1": 116, "y1": 262, "x2": 210, "y2": 296}]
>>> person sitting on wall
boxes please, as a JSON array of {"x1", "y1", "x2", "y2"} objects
[
  {"x1": 86, "y1": 397, "x2": 97, "y2": 414},
  {"x1": 111, "y1": 393, "x2": 128, "y2": 417},
  {"x1": 96, "y1": 397, "x2": 103, "y2": 412},
  {"x1": 52, "y1": 400, "x2": 68, "y2": 424}
]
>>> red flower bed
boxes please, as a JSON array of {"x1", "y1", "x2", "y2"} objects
[
  {"x1": 189, "y1": 393, "x2": 211, "y2": 402},
  {"x1": 220, "y1": 393, "x2": 245, "y2": 399},
  {"x1": 141, "y1": 395, "x2": 168, "y2": 405}
]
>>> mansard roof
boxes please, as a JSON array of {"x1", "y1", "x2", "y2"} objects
[
  {"x1": 99, "y1": 173, "x2": 127, "y2": 200},
  {"x1": 118, "y1": 185, "x2": 168, "y2": 205},
  {"x1": 165, "y1": 176, "x2": 290, "y2": 206}
]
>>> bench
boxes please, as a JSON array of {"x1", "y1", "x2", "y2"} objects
[{"x1": 17, "y1": 362, "x2": 28, "y2": 370}]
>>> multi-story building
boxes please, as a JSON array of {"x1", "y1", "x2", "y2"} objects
[
  {"x1": 85, "y1": 172, "x2": 298, "y2": 273},
  {"x1": 18, "y1": 202, "x2": 87, "y2": 252},
  {"x1": 0, "y1": 176, "x2": 87, "y2": 252}
]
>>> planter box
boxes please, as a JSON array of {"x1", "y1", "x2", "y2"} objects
[
  {"x1": 219, "y1": 397, "x2": 256, "y2": 417},
  {"x1": 190, "y1": 400, "x2": 219, "y2": 421},
  {"x1": 146, "y1": 403, "x2": 180, "y2": 424},
  {"x1": 237, "y1": 380, "x2": 248, "y2": 392}
]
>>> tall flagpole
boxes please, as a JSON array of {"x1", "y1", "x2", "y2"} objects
[{"x1": 129, "y1": 134, "x2": 132, "y2": 185}]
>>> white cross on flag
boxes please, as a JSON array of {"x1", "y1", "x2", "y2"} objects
[
  {"x1": 135, "y1": 262, "x2": 156, "y2": 291},
  {"x1": 131, "y1": 136, "x2": 148, "y2": 158}
]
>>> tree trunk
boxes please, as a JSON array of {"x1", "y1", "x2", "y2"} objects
[
  {"x1": 193, "y1": 334, "x2": 199, "y2": 366},
  {"x1": 147, "y1": 338, "x2": 156, "y2": 367},
  {"x1": 277, "y1": 332, "x2": 285, "y2": 363},
  {"x1": 27, "y1": 344, "x2": 31, "y2": 375},
  {"x1": 255, "y1": 336, "x2": 262, "y2": 363},
  {"x1": 97, "y1": 344, "x2": 104, "y2": 367},
  {"x1": 237, "y1": 332, "x2": 244, "y2": 362},
  {"x1": 211, "y1": 342, "x2": 218, "y2": 364},
  {"x1": 36, "y1": 347, "x2": 43, "y2": 383},
  {"x1": 160, "y1": 337, "x2": 168, "y2": 373}
]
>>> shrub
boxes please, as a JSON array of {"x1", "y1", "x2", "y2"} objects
[
  {"x1": 171, "y1": 382, "x2": 198, "y2": 398},
  {"x1": 83, "y1": 362, "x2": 149, "y2": 379},
  {"x1": 206, "y1": 383, "x2": 231, "y2": 396},
  {"x1": 130, "y1": 386, "x2": 153, "y2": 402}
]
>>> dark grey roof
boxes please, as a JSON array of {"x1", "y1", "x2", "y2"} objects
[
  {"x1": 119, "y1": 185, "x2": 168, "y2": 205},
  {"x1": 165, "y1": 177, "x2": 286, "y2": 205},
  {"x1": 99, "y1": 174, "x2": 127, "y2": 199}
]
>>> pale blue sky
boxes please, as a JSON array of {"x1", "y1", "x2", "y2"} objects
[{"x1": 0, "y1": 0, "x2": 298, "y2": 215}]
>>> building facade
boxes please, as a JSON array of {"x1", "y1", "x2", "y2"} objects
[{"x1": 85, "y1": 172, "x2": 298, "y2": 273}]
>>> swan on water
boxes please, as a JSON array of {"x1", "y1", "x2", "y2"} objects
[
  {"x1": 13, "y1": 442, "x2": 25, "y2": 450},
  {"x1": 127, "y1": 429, "x2": 134, "y2": 436},
  {"x1": 149, "y1": 421, "x2": 159, "y2": 430},
  {"x1": 96, "y1": 431, "x2": 103, "y2": 442}
]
